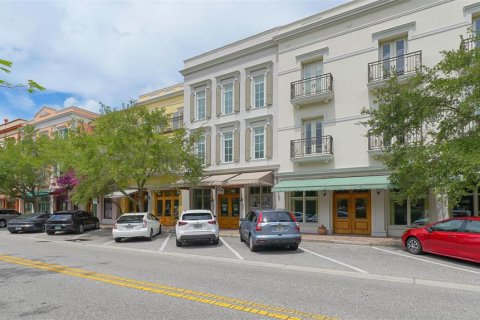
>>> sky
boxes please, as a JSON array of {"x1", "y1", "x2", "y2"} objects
[{"x1": 0, "y1": 0, "x2": 348, "y2": 122}]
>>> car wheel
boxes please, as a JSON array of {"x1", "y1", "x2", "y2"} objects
[
  {"x1": 0, "y1": 220, "x2": 6, "y2": 228},
  {"x1": 239, "y1": 231, "x2": 245, "y2": 242},
  {"x1": 95, "y1": 221, "x2": 100, "y2": 229},
  {"x1": 46, "y1": 231, "x2": 55, "y2": 235},
  {"x1": 9, "y1": 230, "x2": 18, "y2": 234},
  {"x1": 212, "y1": 238, "x2": 219, "y2": 245},
  {"x1": 176, "y1": 239, "x2": 182, "y2": 247},
  {"x1": 289, "y1": 244, "x2": 299, "y2": 250},
  {"x1": 249, "y1": 235, "x2": 258, "y2": 252},
  {"x1": 158, "y1": 225, "x2": 162, "y2": 235},
  {"x1": 76, "y1": 224, "x2": 84, "y2": 234},
  {"x1": 148, "y1": 229, "x2": 153, "y2": 241},
  {"x1": 114, "y1": 238, "x2": 121, "y2": 243},
  {"x1": 406, "y1": 237, "x2": 423, "y2": 255}
]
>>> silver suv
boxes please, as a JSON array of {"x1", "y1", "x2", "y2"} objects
[
  {"x1": 0, "y1": 209, "x2": 21, "y2": 228},
  {"x1": 239, "y1": 209, "x2": 301, "y2": 252}
]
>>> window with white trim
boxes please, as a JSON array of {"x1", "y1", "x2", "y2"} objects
[
  {"x1": 380, "y1": 38, "x2": 407, "y2": 75},
  {"x1": 253, "y1": 127, "x2": 265, "y2": 159},
  {"x1": 474, "y1": 16, "x2": 480, "y2": 35},
  {"x1": 390, "y1": 197, "x2": 428, "y2": 226},
  {"x1": 197, "y1": 135, "x2": 206, "y2": 164},
  {"x1": 288, "y1": 191, "x2": 318, "y2": 223},
  {"x1": 253, "y1": 75, "x2": 265, "y2": 108},
  {"x1": 223, "y1": 131, "x2": 233, "y2": 163},
  {"x1": 223, "y1": 82, "x2": 234, "y2": 115},
  {"x1": 196, "y1": 90, "x2": 206, "y2": 120}
]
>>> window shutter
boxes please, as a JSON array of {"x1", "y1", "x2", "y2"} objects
[
  {"x1": 216, "y1": 85, "x2": 222, "y2": 117},
  {"x1": 216, "y1": 133, "x2": 221, "y2": 164},
  {"x1": 266, "y1": 70, "x2": 273, "y2": 106},
  {"x1": 205, "y1": 134, "x2": 211, "y2": 166},
  {"x1": 234, "y1": 130, "x2": 240, "y2": 162},
  {"x1": 266, "y1": 124, "x2": 273, "y2": 159},
  {"x1": 245, "y1": 76, "x2": 251, "y2": 110},
  {"x1": 190, "y1": 92, "x2": 195, "y2": 122},
  {"x1": 206, "y1": 87, "x2": 212, "y2": 119},
  {"x1": 245, "y1": 127, "x2": 251, "y2": 161},
  {"x1": 234, "y1": 79, "x2": 240, "y2": 113}
]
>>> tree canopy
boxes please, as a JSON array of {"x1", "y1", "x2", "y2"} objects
[
  {"x1": 361, "y1": 34, "x2": 480, "y2": 206},
  {"x1": 0, "y1": 59, "x2": 45, "y2": 93}
]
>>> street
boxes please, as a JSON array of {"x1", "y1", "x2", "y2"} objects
[{"x1": 0, "y1": 227, "x2": 479, "y2": 320}]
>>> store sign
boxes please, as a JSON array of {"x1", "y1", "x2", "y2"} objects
[{"x1": 217, "y1": 187, "x2": 224, "y2": 195}]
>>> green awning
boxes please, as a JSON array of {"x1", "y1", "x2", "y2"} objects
[
  {"x1": 272, "y1": 175, "x2": 392, "y2": 192},
  {"x1": 26, "y1": 190, "x2": 51, "y2": 197}
]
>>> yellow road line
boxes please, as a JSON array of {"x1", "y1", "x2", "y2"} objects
[{"x1": 0, "y1": 255, "x2": 338, "y2": 320}]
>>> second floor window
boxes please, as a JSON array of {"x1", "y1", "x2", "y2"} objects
[
  {"x1": 197, "y1": 135, "x2": 206, "y2": 164},
  {"x1": 380, "y1": 38, "x2": 406, "y2": 75},
  {"x1": 253, "y1": 127, "x2": 265, "y2": 159},
  {"x1": 223, "y1": 83, "x2": 233, "y2": 114},
  {"x1": 474, "y1": 17, "x2": 480, "y2": 35},
  {"x1": 253, "y1": 75, "x2": 265, "y2": 108},
  {"x1": 223, "y1": 131, "x2": 233, "y2": 163},
  {"x1": 196, "y1": 90, "x2": 206, "y2": 120}
]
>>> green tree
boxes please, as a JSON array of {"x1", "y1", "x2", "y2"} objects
[
  {"x1": 361, "y1": 34, "x2": 480, "y2": 207},
  {"x1": 68, "y1": 102, "x2": 203, "y2": 212},
  {"x1": 0, "y1": 126, "x2": 55, "y2": 212},
  {"x1": 0, "y1": 59, "x2": 45, "y2": 93}
]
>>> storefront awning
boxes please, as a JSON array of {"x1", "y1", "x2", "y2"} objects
[
  {"x1": 225, "y1": 171, "x2": 273, "y2": 186},
  {"x1": 197, "y1": 174, "x2": 239, "y2": 187},
  {"x1": 26, "y1": 190, "x2": 51, "y2": 197},
  {"x1": 272, "y1": 175, "x2": 392, "y2": 192},
  {"x1": 105, "y1": 189, "x2": 138, "y2": 198}
]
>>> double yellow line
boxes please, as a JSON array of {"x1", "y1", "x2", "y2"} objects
[{"x1": 0, "y1": 255, "x2": 338, "y2": 320}]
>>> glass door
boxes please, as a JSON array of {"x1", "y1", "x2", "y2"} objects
[
  {"x1": 217, "y1": 188, "x2": 240, "y2": 229},
  {"x1": 381, "y1": 39, "x2": 406, "y2": 77},
  {"x1": 303, "y1": 61, "x2": 323, "y2": 95},
  {"x1": 303, "y1": 119, "x2": 323, "y2": 155}
]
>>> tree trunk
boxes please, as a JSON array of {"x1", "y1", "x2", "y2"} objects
[{"x1": 137, "y1": 189, "x2": 144, "y2": 213}]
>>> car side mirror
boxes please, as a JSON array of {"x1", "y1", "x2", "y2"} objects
[{"x1": 426, "y1": 226, "x2": 433, "y2": 233}]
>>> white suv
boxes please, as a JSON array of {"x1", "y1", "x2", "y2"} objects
[{"x1": 175, "y1": 210, "x2": 219, "y2": 247}]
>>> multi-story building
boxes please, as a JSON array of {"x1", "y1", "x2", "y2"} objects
[
  {"x1": 181, "y1": 0, "x2": 480, "y2": 235},
  {"x1": 96, "y1": 84, "x2": 185, "y2": 225}
]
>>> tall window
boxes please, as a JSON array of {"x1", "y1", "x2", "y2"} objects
[
  {"x1": 390, "y1": 198, "x2": 427, "y2": 226},
  {"x1": 380, "y1": 38, "x2": 406, "y2": 76},
  {"x1": 253, "y1": 127, "x2": 265, "y2": 159},
  {"x1": 303, "y1": 119, "x2": 323, "y2": 154},
  {"x1": 289, "y1": 191, "x2": 318, "y2": 223},
  {"x1": 196, "y1": 90, "x2": 206, "y2": 120},
  {"x1": 58, "y1": 128, "x2": 68, "y2": 139},
  {"x1": 474, "y1": 17, "x2": 480, "y2": 35},
  {"x1": 249, "y1": 186, "x2": 272, "y2": 209},
  {"x1": 197, "y1": 135, "x2": 206, "y2": 164},
  {"x1": 193, "y1": 189, "x2": 211, "y2": 210},
  {"x1": 223, "y1": 82, "x2": 233, "y2": 114},
  {"x1": 253, "y1": 75, "x2": 265, "y2": 108},
  {"x1": 303, "y1": 61, "x2": 323, "y2": 94},
  {"x1": 223, "y1": 131, "x2": 233, "y2": 163}
]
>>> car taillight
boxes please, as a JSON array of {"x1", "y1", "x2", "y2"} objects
[
  {"x1": 178, "y1": 221, "x2": 187, "y2": 226},
  {"x1": 208, "y1": 220, "x2": 216, "y2": 225},
  {"x1": 296, "y1": 223, "x2": 300, "y2": 232},
  {"x1": 113, "y1": 223, "x2": 117, "y2": 229},
  {"x1": 255, "y1": 213, "x2": 262, "y2": 231},
  {"x1": 288, "y1": 212, "x2": 300, "y2": 231},
  {"x1": 142, "y1": 221, "x2": 147, "y2": 228}
]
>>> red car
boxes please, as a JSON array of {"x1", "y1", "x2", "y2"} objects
[{"x1": 402, "y1": 217, "x2": 480, "y2": 263}]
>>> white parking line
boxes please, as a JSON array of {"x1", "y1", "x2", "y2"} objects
[
  {"x1": 220, "y1": 237, "x2": 244, "y2": 260},
  {"x1": 71, "y1": 234, "x2": 87, "y2": 240},
  {"x1": 372, "y1": 246, "x2": 480, "y2": 275},
  {"x1": 158, "y1": 234, "x2": 171, "y2": 252},
  {"x1": 300, "y1": 246, "x2": 368, "y2": 274},
  {"x1": 103, "y1": 240, "x2": 115, "y2": 246}
]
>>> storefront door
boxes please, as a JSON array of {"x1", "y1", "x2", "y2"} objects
[
  {"x1": 333, "y1": 191, "x2": 371, "y2": 235},
  {"x1": 217, "y1": 188, "x2": 240, "y2": 229},
  {"x1": 156, "y1": 191, "x2": 179, "y2": 226}
]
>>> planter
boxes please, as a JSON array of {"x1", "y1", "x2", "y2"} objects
[{"x1": 317, "y1": 225, "x2": 327, "y2": 235}]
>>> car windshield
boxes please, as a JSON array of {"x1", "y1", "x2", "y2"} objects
[
  {"x1": 117, "y1": 215, "x2": 144, "y2": 223},
  {"x1": 182, "y1": 213, "x2": 212, "y2": 221},
  {"x1": 50, "y1": 214, "x2": 73, "y2": 220},
  {"x1": 260, "y1": 211, "x2": 294, "y2": 223}
]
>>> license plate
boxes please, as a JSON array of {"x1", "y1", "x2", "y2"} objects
[
  {"x1": 15, "y1": 227, "x2": 21, "y2": 230},
  {"x1": 275, "y1": 226, "x2": 285, "y2": 232},
  {"x1": 194, "y1": 224, "x2": 202, "y2": 229},
  {"x1": 126, "y1": 226, "x2": 133, "y2": 229},
  {"x1": 55, "y1": 226, "x2": 62, "y2": 230}
]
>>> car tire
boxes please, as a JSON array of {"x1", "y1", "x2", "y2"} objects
[
  {"x1": 239, "y1": 231, "x2": 245, "y2": 242},
  {"x1": 148, "y1": 229, "x2": 153, "y2": 241},
  {"x1": 249, "y1": 235, "x2": 258, "y2": 252},
  {"x1": 176, "y1": 239, "x2": 182, "y2": 247},
  {"x1": 212, "y1": 238, "x2": 219, "y2": 245},
  {"x1": 95, "y1": 221, "x2": 100, "y2": 230},
  {"x1": 0, "y1": 220, "x2": 6, "y2": 228},
  {"x1": 158, "y1": 225, "x2": 162, "y2": 235},
  {"x1": 46, "y1": 231, "x2": 55, "y2": 235},
  {"x1": 289, "y1": 244, "x2": 299, "y2": 250},
  {"x1": 114, "y1": 238, "x2": 121, "y2": 243},
  {"x1": 406, "y1": 237, "x2": 423, "y2": 255},
  {"x1": 76, "y1": 224, "x2": 84, "y2": 234},
  {"x1": 9, "y1": 230, "x2": 18, "y2": 234}
]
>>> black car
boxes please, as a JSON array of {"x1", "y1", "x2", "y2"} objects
[
  {"x1": 0, "y1": 209, "x2": 21, "y2": 228},
  {"x1": 45, "y1": 210, "x2": 99, "y2": 235},
  {"x1": 7, "y1": 213, "x2": 52, "y2": 233}
]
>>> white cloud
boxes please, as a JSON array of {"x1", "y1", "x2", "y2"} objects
[
  {"x1": 0, "y1": 0, "x2": 347, "y2": 116},
  {"x1": 63, "y1": 97, "x2": 100, "y2": 113}
]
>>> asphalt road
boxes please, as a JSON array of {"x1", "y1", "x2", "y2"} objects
[{"x1": 0, "y1": 227, "x2": 479, "y2": 320}]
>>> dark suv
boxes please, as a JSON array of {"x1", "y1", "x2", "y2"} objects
[
  {"x1": 45, "y1": 210, "x2": 99, "y2": 235},
  {"x1": 239, "y1": 209, "x2": 301, "y2": 252},
  {"x1": 0, "y1": 209, "x2": 21, "y2": 228}
]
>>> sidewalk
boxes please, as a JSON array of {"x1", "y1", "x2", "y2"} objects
[{"x1": 102, "y1": 224, "x2": 402, "y2": 247}]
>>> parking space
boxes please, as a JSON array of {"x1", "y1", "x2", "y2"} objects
[{"x1": 1, "y1": 227, "x2": 479, "y2": 286}]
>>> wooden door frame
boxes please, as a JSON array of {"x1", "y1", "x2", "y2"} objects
[
  {"x1": 333, "y1": 191, "x2": 371, "y2": 235},
  {"x1": 217, "y1": 188, "x2": 240, "y2": 229}
]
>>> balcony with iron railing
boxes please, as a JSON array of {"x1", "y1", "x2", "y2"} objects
[
  {"x1": 164, "y1": 115, "x2": 184, "y2": 132},
  {"x1": 367, "y1": 51, "x2": 422, "y2": 88},
  {"x1": 461, "y1": 36, "x2": 480, "y2": 51},
  {"x1": 290, "y1": 73, "x2": 333, "y2": 107},
  {"x1": 368, "y1": 131, "x2": 424, "y2": 156},
  {"x1": 290, "y1": 136, "x2": 333, "y2": 163}
]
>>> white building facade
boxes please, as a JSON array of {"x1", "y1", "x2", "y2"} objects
[{"x1": 182, "y1": 0, "x2": 480, "y2": 235}]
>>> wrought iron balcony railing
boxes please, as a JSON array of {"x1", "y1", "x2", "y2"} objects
[
  {"x1": 461, "y1": 36, "x2": 480, "y2": 51},
  {"x1": 368, "y1": 51, "x2": 422, "y2": 83},
  {"x1": 290, "y1": 73, "x2": 333, "y2": 100},
  {"x1": 165, "y1": 115, "x2": 184, "y2": 132},
  {"x1": 368, "y1": 131, "x2": 424, "y2": 151},
  {"x1": 290, "y1": 136, "x2": 333, "y2": 159}
]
